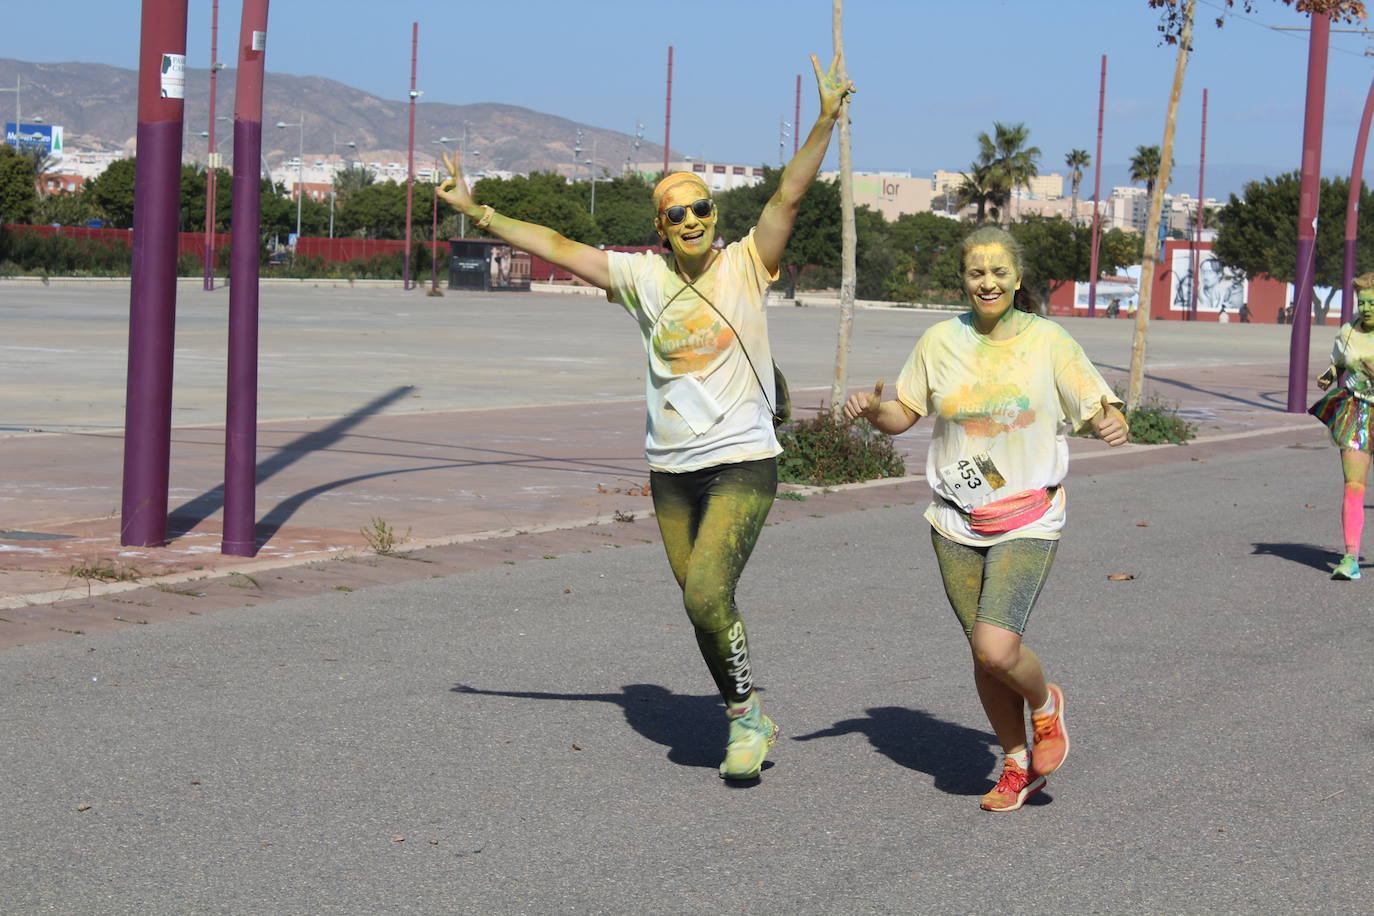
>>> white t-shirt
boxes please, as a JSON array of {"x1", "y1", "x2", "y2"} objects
[
  {"x1": 606, "y1": 231, "x2": 782, "y2": 472},
  {"x1": 896, "y1": 313, "x2": 1119, "y2": 546}
]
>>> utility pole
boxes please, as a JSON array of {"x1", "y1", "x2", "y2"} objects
[{"x1": 120, "y1": 0, "x2": 189, "y2": 548}]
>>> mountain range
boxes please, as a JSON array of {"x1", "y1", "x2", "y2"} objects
[{"x1": 0, "y1": 58, "x2": 672, "y2": 175}]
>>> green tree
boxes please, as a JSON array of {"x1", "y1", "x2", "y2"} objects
[
  {"x1": 83, "y1": 157, "x2": 137, "y2": 228},
  {"x1": 885, "y1": 210, "x2": 964, "y2": 296},
  {"x1": 854, "y1": 205, "x2": 895, "y2": 301},
  {"x1": 332, "y1": 165, "x2": 375, "y2": 206},
  {"x1": 0, "y1": 145, "x2": 39, "y2": 223},
  {"x1": 470, "y1": 171, "x2": 596, "y2": 243},
  {"x1": 1011, "y1": 215, "x2": 1140, "y2": 307},
  {"x1": 335, "y1": 179, "x2": 408, "y2": 239},
  {"x1": 1128, "y1": 145, "x2": 1167, "y2": 197},
  {"x1": 716, "y1": 168, "x2": 842, "y2": 296},
  {"x1": 587, "y1": 175, "x2": 657, "y2": 246},
  {"x1": 978, "y1": 121, "x2": 1041, "y2": 226},
  {"x1": 956, "y1": 160, "x2": 1001, "y2": 226},
  {"x1": 1065, "y1": 149, "x2": 1091, "y2": 223},
  {"x1": 32, "y1": 189, "x2": 99, "y2": 226},
  {"x1": 1213, "y1": 171, "x2": 1374, "y2": 323}
]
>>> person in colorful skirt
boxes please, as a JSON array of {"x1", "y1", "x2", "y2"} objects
[
  {"x1": 436, "y1": 54, "x2": 853, "y2": 780},
  {"x1": 844, "y1": 225, "x2": 1129, "y2": 812},
  {"x1": 1310, "y1": 272, "x2": 1374, "y2": 581}
]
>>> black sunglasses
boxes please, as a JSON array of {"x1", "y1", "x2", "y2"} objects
[{"x1": 661, "y1": 198, "x2": 713, "y2": 225}]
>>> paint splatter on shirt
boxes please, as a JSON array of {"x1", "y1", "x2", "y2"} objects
[
  {"x1": 896, "y1": 313, "x2": 1118, "y2": 545},
  {"x1": 1331, "y1": 323, "x2": 1374, "y2": 401},
  {"x1": 606, "y1": 230, "x2": 781, "y2": 473}
]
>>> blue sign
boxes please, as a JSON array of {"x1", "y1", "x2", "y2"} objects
[{"x1": 4, "y1": 123, "x2": 63, "y2": 155}]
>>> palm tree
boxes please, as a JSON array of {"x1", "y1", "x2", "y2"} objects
[
  {"x1": 956, "y1": 160, "x2": 1002, "y2": 226},
  {"x1": 332, "y1": 165, "x2": 374, "y2": 206},
  {"x1": 1128, "y1": 145, "x2": 1165, "y2": 197},
  {"x1": 1065, "y1": 149, "x2": 1091, "y2": 224},
  {"x1": 977, "y1": 122, "x2": 1040, "y2": 226}
]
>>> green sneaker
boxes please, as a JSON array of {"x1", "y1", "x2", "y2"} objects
[
  {"x1": 719, "y1": 695, "x2": 778, "y2": 780},
  {"x1": 1333, "y1": 554, "x2": 1361, "y2": 580}
]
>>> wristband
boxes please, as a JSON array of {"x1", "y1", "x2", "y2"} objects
[{"x1": 475, "y1": 205, "x2": 495, "y2": 229}]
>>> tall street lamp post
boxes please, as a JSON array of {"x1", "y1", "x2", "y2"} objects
[
  {"x1": 330, "y1": 136, "x2": 356, "y2": 239},
  {"x1": 0, "y1": 76, "x2": 20, "y2": 150},
  {"x1": 275, "y1": 111, "x2": 304, "y2": 242},
  {"x1": 202, "y1": 0, "x2": 222, "y2": 290}
]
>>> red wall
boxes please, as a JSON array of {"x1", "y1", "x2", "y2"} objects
[
  {"x1": 4, "y1": 223, "x2": 229, "y2": 256},
  {"x1": 1046, "y1": 239, "x2": 1335, "y2": 325}
]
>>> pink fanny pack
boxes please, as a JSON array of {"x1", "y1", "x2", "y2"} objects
[{"x1": 967, "y1": 487, "x2": 1057, "y2": 535}]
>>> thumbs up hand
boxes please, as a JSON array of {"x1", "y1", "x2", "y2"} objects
[
  {"x1": 844, "y1": 380, "x2": 884, "y2": 423},
  {"x1": 1091, "y1": 394, "x2": 1129, "y2": 447}
]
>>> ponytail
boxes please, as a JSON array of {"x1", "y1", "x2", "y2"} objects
[{"x1": 1013, "y1": 287, "x2": 1041, "y2": 315}]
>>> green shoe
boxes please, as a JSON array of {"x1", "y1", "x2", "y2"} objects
[
  {"x1": 1333, "y1": 554, "x2": 1361, "y2": 580},
  {"x1": 719, "y1": 695, "x2": 778, "y2": 780}
]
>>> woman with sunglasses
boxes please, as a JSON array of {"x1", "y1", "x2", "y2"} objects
[
  {"x1": 1311, "y1": 272, "x2": 1374, "y2": 581},
  {"x1": 844, "y1": 226, "x2": 1128, "y2": 811},
  {"x1": 437, "y1": 53, "x2": 853, "y2": 781}
]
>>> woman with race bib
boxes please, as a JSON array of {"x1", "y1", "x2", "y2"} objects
[
  {"x1": 844, "y1": 226, "x2": 1128, "y2": 811},
  {"x1": 437, "y1": 54, "x2": 853, "y2": 781}
]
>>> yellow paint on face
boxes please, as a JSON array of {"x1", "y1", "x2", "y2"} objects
[
  {"x1": 963, "y1": 244, "x2": 1021, "y2": 331},
  {"x1": 655, "y1": 180, "x2": 716, "y2": 262},
  {"x1": 1358, "y1": 291, "x2": 1374, "y2": 330}
]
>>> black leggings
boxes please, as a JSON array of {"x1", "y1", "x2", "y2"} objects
[{"x1": 650, "y1": 458, "x2": 777, "y2": 704}]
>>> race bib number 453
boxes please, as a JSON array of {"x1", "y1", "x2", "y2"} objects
[{"x1": 936, "y1": 453, "x2": 1007, "y2": 512}]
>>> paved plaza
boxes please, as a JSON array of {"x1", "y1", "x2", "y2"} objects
[{"x1": 1, "y1": 280, "x2": 1370, "y2": 913}]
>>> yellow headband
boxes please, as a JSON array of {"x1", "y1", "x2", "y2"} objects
[{"x1": 652, "y1": 172, "x2": 710, "y2": 211}]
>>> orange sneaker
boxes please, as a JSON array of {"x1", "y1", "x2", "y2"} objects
[
  {"x1": 1031, "y1": 683, "x2": 1069, "y2": 776},
  {"x1": 980, "y1": 756, "x2": 1046, "y2": 812}
]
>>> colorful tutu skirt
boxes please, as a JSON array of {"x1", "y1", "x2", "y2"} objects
[{"x1": 1310, "y1": 387, "x2": 1374, "y2": 451}]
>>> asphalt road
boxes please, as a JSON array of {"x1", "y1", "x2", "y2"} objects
[{"x1": 2, "y1": 434, "x2": 1370, "y2": 914}]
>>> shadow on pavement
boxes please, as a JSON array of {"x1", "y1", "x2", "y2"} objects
[
  {"x1": 452, "y1": 682, "x2": 725, "y2": 770},
  {"x1": 1251, "y1": 541, "x2": 1343, "y2": 573},
  {"x1": 1096, "y1": 362, "x2": 1285, "y2": 413},
  {"x1": 169, "y1": 385, "x2": 417, "y2": 538},
  {"x1": 792, "y1": 706, "x2": 997, "y2": 796}
]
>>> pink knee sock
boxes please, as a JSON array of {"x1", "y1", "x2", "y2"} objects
[{"x1": 1342, "y1": 485, "x2": 1365, "y2": 554}]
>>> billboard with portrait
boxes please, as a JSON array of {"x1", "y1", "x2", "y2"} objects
[{"x1": 1170, "y1": 249, "x2": 1245, "y2": 314}]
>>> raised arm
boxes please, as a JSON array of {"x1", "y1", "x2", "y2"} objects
[
  {"x1": 753, "y1": 53, "x2": 854, "y2": 273},
  {"x1": 436, "y1": 151, "x2": 611, "y2": 291}
]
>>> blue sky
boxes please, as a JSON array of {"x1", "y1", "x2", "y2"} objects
[{"x1": 4, "y1": 0, "x2": 1374, "y2": 198}]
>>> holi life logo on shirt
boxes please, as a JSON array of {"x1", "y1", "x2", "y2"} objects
[
  {"x1": 941, "y1": 380, "x2": 1036, "y2": 438},
  {"x1": 653, "y1": 306, "x2": 735, "y2": 375}
]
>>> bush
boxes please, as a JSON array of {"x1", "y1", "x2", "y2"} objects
[
  {"x1": 1127, "y1": 393, "x2": 1196, "y2": 445},
  {"x1": 777, "y1": 407, "x2": 907, "y2": 486}
]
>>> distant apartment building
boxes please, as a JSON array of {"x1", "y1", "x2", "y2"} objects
[
  {"x1": 39, "y1": 173, "x2": 85, "y2": 195},
  {"x1": 629, "y1": 159, "x2": 768, "y2": 193},
  {"x1": 1104, "y1": 186, "x2": 1222, "y2": 235},
  {"x1": 813, "y1": 170, "x2": 934, "y2": 220}
]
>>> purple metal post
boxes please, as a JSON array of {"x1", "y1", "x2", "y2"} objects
[
  {"x1": 430, "y1": 174, "x2": 439, "y2": 293},
  {"x1": 1190, "y1": 88, "x2": 1207, "y2": 322},
  {"x1": 1087, "y1": 55, "x2": 1106, "y2": 318},
  {"x1": 403, "y1": 22, "x2": 417, "y2": 291},
  {"x1": 1287, "y1": 13, "x2": 1330, "y2": 412},
  {"x1": 202, "y1": 0, "x2": 219, "y2": 291},
  {"x1": 664, "y1": 46, "x2": 673, "y2": 178},
  {"x1": 1342, "y1": 75, "x2": 1374, "y2": 326},
  {"x1": 120, "y1": 0, "x2": 190, "y2": 547},
  {"x1": 222, "y1": 0, "x2": 270, "y2": 556}
]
